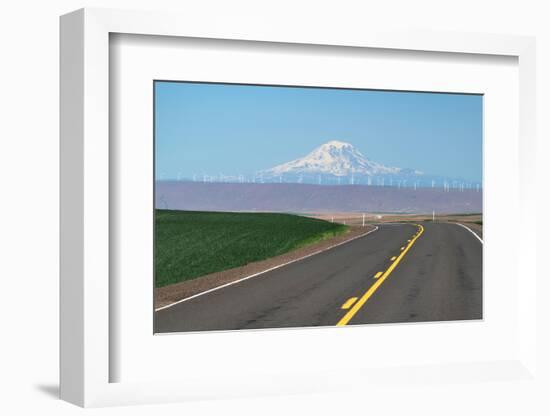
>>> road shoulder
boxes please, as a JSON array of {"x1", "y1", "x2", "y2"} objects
[{"x1": 455, "y1": 221, "x2": 483, "y2": 240}]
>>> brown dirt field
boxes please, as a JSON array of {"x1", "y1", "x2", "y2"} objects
[
  {"x1": 310, "y1": 212, "x2": 482, "y2": 238},
  {"x1": 155, "y1": 224, "x2": 376, "y2": 309}
]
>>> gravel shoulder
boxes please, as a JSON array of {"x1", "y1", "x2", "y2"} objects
[
  {"x1": 155, "y1": 224, "x2": 376, "y2": 309},
  {"x1": 456, "y1": 221, "x2": 483, "y2": 239}
]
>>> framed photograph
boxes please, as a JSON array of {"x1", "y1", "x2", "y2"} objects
[
  {"x1": 60, "y1": 8, "x2": 537, "y2": 407},
  {"x1": 152, "y1": 81, "x2": 483, "y2": 333}
]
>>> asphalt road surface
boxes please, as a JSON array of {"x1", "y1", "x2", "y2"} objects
[{"x1": 155, "y1": 222, "x2": 482, "y2": 333}]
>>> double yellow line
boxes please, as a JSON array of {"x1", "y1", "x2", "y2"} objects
[{"x1": 336, "y1": 224, "x2": 424, "y2": 326}]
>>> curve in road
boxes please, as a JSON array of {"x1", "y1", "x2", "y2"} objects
[{"x1": 155, "y1": 222, "x2": 482, "y2": 333}]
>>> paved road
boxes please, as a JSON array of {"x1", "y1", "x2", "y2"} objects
[{"x1": 155, "y1": 222, "x2": 482, "y2": 333}]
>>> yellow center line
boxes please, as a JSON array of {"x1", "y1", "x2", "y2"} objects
[
  {"x1": 341, "y1": 297, "x2": 358, "y2": 309},
  {"x1": 374, "y1": 271, "x2": 383, "y2": 279},
  {"x1": 337, "y1": 224, "x2": 425, "y2": 326}
]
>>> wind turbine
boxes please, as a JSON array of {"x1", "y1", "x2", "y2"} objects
[{"x1": 159, "y1": 194, "x2": 168, "y2": 210}]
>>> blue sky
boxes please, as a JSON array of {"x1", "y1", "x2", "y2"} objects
[{"x1": 155, "y1": 81, "x2": 482, "y2": 182}]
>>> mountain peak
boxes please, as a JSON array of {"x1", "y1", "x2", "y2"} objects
[
  {"x1": 262, "y1": 140, "x2": 401, "y2": 177},
  {"x1": 321, "y1": 140, "x2": 353, "y2": 148}
]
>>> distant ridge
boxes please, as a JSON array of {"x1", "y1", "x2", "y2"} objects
[{"x1": 155, "y1": 181, "x2": 482, "y2": 214}]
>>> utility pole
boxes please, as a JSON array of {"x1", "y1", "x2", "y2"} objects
[
  {"x1": 432, "y1": 210, "x2": 435, "y2": 222},
  {"x1": 362, "y1": 213, "x2": 365, "y2": 227}
]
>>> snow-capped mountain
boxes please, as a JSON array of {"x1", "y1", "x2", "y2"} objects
[
  {"x1": 262, "y1": 140, "x2": 419, "y2": 177},
  {"x1": 163, "y1": 140, "x2": 480, "y2": 190}
]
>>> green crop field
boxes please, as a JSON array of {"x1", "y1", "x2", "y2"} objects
[{"x1": 155, "y1": 210, "x2": 348, "y2": 288}]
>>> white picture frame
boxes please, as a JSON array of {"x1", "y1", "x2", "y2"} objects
[{"x1": 60, "y1": 7, "x2": 537, "y2": 408}]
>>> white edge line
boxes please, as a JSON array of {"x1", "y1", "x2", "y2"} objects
[
  {"x1": 454, "y1": 222, "x2": 484, "y2": 244},
  {"x1": 155, "y1": 225, "x2": 380, "y2": 312}
]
